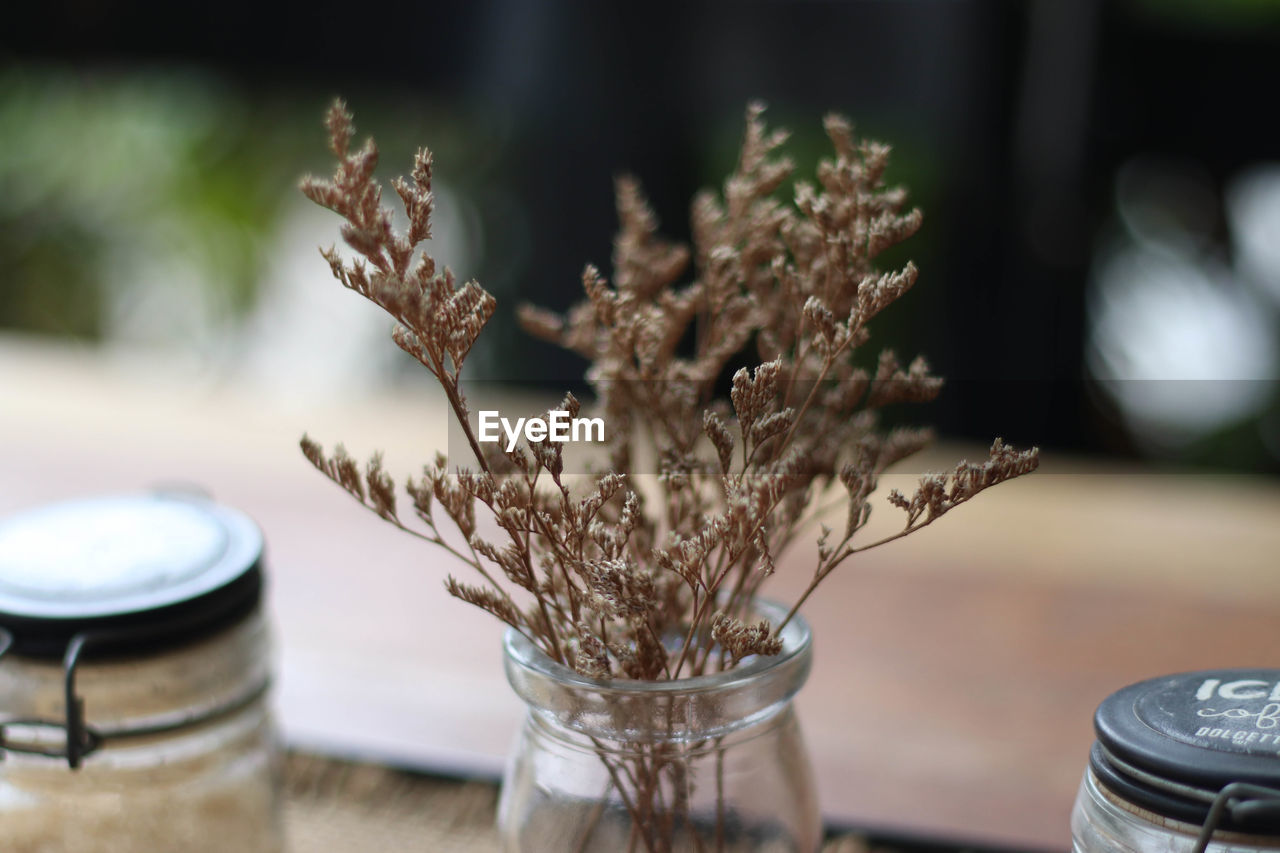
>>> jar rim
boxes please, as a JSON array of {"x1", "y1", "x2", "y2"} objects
[
  {"x1": 0, "y1": 492, "x2": 264, "y2": 659},
  {"x1": 1096, "y1": 669, "x2": 1280, "y2": 790},
  {"x1": 502, "y1": 598, "x2": 812, "y2": 742},
  {"x1": 1091, "y1": 668, "x2": 1280, "y2": 836},
  {"x1": 502, "y1": 597, "x2": 811, "y2": 696}
]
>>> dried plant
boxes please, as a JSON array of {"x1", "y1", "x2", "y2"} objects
[
  {"x1": 299, "y1": 99, "x2": 1038, "y2": 684},
  {"x1": 299, "y1": 98, "x2": 1038, "y2": 853}
]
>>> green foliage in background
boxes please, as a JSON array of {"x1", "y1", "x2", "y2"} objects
[
  {"x1": 1, "y1": 70, "x2": 274, "y2": 338},
  {"x1": 0, "y1": 69, "x2": 495, "y2": 349},
  {"x1": 1126, "y1": 0, "x2": 1280, "y2": 32}
]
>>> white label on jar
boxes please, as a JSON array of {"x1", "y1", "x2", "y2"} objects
[{"x1": 1136, "y1": 670, "x2": 1280, "y2": 757}]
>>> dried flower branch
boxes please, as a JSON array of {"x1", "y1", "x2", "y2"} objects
[{"x1": 300, "y1": 98, "x2": 1038, "y2": 685}]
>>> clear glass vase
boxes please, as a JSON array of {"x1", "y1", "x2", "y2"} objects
[{"x1": 497, "y1": 599, "x2": 821, "y2": 853}]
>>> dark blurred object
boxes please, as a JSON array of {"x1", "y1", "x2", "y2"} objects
[{"x1": 4, "y1": 0, "x2": 1279, "y2": 470}]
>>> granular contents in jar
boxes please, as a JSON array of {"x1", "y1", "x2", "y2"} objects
[{"x1": 0, "y1": 717, "x2": 283, "y2": 852}]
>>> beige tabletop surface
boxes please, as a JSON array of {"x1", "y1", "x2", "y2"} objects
[{"x1": 4, "y1": 333, "x2": 1280, "y2": 851}]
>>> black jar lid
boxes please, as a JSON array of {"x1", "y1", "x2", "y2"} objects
[
  {"x1": 1092, "y1": 668, "x2": 1280, "y2": 833},
  {"x1": 0, "y1": 492, "x2": 264, "y2": 659}
]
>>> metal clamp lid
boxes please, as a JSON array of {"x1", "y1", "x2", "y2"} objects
[
  {"x1": 0, "y1": 492, "x2": 264, "y2": 657},
  {"x1": 0, "y1": 492, "x2": 269, "y2": 769},
  {"x1": 0, "y1": 623, "x2": 270, "y2": 770},
  {"x1": 1093, "y1": 743, "x2": 1280, "y2": 841},
  {"x1": 1090, "y1": 669, "x2": 1280, "y2": 843},
  {"x1": 1194, "y1": 783, "x2": 1280, "y2": 853}
]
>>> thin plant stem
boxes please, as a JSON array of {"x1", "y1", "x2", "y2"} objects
[
  {"x1": 573, "y1": 780, "x2": 613, "y2": 853},
  {"x1": 715, "y1": 740, "x2": 727, "y2": 853}
]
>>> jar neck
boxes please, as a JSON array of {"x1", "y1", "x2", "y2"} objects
[
  {"x1": 0, "y1": 608, "x2": 270, "y2": 761},
  {"x1": 503, "y1": 599, "x2": 811, "y2": 743},
  {"x1": 1084, "y1": 769, "x2": 1280, "y2": 849},
  {"x1": 1091, "y1": 741, "x2": 1280, "y2": 839}
]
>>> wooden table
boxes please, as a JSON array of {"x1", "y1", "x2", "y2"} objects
[{"x1": 4, "y1": 333, "x2": 1280, "y2": 851}]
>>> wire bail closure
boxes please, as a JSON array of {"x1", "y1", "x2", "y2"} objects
[
  {"x1": 0, "y1": 625, "x2": 269, "y2": 770},
  {"x1": 1193, "y1": 783, "x2": 1280, "y2": 853},
  {"x1": 0, "y1": 626, "x2": 92, "y2": 768},
  {"x1": 1100, "y1": 744, "x2": 1280, "y2": 851}
]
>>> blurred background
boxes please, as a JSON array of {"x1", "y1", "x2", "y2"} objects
[
  {"x1": 5, "y1": 3, "x2": 1280, "y2": 849},
  {"x1": 4, "y1": 0, "x2": 1280, "y2": 472}
]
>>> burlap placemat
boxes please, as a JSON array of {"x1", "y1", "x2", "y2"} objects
[
  {"x1": 284, "y1": 753, "x2": 880, "y2": 852},
  {"x1": 285, "y1": 753, "x2": 502, "y2": 852}
]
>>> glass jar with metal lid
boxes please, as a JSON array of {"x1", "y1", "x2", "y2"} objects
[
  {"x1": 1073, "y1": 669, "x2": 1280, "y2": 852},
  {"x1": 0, "y1": 492, "x2": 283, "y2": 853}
]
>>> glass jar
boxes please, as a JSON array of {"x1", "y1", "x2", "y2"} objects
[
  {"x1": 1072, "y1": 669, "x2": 1280, "y2": 853},
  {"x1": 497, "y1": 599, "x2": 821, "y2": 853},
  {"x1": 0, "y1": 493, "x2": 284, "y2": 853}
]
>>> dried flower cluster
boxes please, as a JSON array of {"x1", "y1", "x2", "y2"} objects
[{"x1": 300, "y1": 99, "x2": 1038, "y2": 683}]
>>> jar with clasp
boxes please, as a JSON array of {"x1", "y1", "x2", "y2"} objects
[
  {"x1": 1073, "y1": 669, "x2": 1280, "y2": 852},
  {"x1": 0, "y1": 492, "x2": 283, "y2": 853}
]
